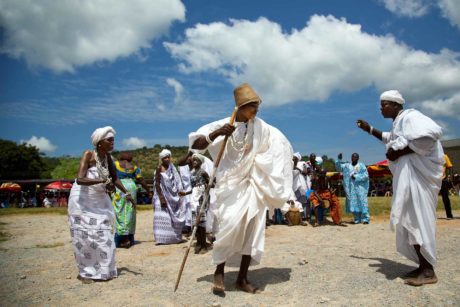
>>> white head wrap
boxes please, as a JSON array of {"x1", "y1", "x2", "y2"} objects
[
  {"x1": 293, "y1": 152, "x2": 302, "y2": 161},
  {"x1": 91, "y1": 126, "x2": 116, "y2": 147},
  {"x1": 159, "y1": 149, "x2": 171, "y2": 159},
  {"x1": 380, "y1": 90, "x2": 405, "y2": 105},
  {"x1": 297, "y1": 161, "x2": 307, "y2": 171},
  {"x1": 315, "y1": 156, "x2": 323, "y2": 165},
  {"x1": 192, "y1": 153, "x2": 205, "y2": 163}
]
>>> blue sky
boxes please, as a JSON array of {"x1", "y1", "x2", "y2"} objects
[{"x1": 1, "y1": 0, "x2": 459, "y2": 164}]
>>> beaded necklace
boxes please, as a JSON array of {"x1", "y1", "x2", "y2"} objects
[
  {"x1": 94, "y1": 150, "x2": 111, "y2": 184},
  {"x1": 227, "y1": 121, "x2": 253, "y2": 164}
]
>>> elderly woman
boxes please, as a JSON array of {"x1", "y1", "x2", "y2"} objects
[
  {"x1": 113, "y1": 152, "x2": 150, "y2": 248},
  {"x1": 153, "y1": 149, "x2": 186, "y2": 244},
  {"x1": 179, "y1": 153, "x2": 211, "y2": 254},
  {"x1": 68, "y1": 126, "x2": 133, "y2": 284}
]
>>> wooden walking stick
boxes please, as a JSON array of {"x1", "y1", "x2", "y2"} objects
[{"x1": 174, "y1": 107, "x2": 238, "y2": 292}]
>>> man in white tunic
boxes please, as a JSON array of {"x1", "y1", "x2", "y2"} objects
[
  {"x1": 357, "y1": 90, "x2": 444, "y2": 286},
  {"x1": 189, "y1": 83, "x2": 293, "y2": 294}
]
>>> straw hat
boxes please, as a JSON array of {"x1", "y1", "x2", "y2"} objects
[{"x1": 233, "y1": 83, "x2": 261, "y2": 108}]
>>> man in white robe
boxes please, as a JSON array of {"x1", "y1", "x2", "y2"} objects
[
  {"x1": 189, "y1": 83, "x2": 293, "y2": 295},
  {"x1": 357, "y1": 90, "x2": 444, "y2": 286}
]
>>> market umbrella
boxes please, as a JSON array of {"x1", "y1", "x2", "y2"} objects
[
  {"x1": 326, "y1": 171, "x2": 343, "y2": 180},
  {"x1": 367, "y1": 160, "x2": 391, "y2": 177},
  {"x1": 44, "y1": 181, "x2": 73, "y2": 190},
  {"x1": 0, "y1": 182, "x2": 21, "y2": 192}
]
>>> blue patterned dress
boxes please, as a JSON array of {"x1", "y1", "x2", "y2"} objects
[{"x1": 335, "y1": 160, "x2": 370, "y2": 223}]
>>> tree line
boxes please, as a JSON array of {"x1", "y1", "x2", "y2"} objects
[{"x1": 0, "y1": 139, "x2": 336, "y2": 180}]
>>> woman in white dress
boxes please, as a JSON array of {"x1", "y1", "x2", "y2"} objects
[{"x1": 68, "y1": 126, "x2": 133, "y2": 284}]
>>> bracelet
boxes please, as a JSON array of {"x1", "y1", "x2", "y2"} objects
[
  {"x1": 368, "y1": 126, "x2": 373, "y2": 135},
  {"x1": 205, "y1": 134, "x2": 213, "y2": 144}
]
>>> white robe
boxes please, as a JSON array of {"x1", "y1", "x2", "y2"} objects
[
  {"x1": 189, "y1": 117, "x2": 293, "y2": 266},
  {"x1": 382, "y1": 109, "x2": 444, "y2": 266}
]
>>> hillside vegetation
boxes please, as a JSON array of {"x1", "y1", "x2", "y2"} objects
[{"x1": 47, "y1": 145, "x2": 190, "y2": 179}]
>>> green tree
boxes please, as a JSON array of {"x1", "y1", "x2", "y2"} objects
[
  {"x1": 0, "y1": 139, "x2": 46, "y2": 179},
  {"x1": 51, "y1": 157, "x2": 80, "y2": 179}
]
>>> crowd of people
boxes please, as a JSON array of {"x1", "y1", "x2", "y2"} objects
[{"x1": 64, "y1": 84, "x2": 453, "y2": 292}]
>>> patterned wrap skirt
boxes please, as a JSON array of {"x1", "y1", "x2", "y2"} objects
[{"x1": 68, "y1": 212, "x2": 117, "y2": 280}]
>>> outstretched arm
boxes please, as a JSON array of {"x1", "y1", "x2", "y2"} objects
[
  {"x1": 192, "y1": 124, "x2": 235, "y2": 150},
  {"x1": 177, "y1": 151, "x2": 193, "y2": 166},
  {"x1": 356, "y1": 119, "x2": 383, "y2": 141}
]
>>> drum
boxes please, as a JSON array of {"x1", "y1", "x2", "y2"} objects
[{"x1": 287, "y1": 208, "x2": 301, "y2": 225}]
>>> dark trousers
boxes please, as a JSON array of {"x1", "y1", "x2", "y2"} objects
[{"x1": 440, "y1": 180, "x2": 453, "y2": 218}]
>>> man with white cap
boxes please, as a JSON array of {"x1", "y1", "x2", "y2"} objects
[
  {"x1": 189, "y1": 83, "x2": 293, "y2": 295},
  {"x1": 357, "y1": 90, "x2": 444, "y2": 286}
]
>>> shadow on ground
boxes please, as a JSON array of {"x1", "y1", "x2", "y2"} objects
[
  {"x1": 350, "y1": 255, "x2": 415, "y2": 280},
  {"x1": 197, "y1": 267, "x2": 291, "y2": 292},
  {"x1": 118, "y1": 267, "x2": 143, "y2": 276}
]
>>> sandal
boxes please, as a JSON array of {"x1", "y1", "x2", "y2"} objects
[{"x1": 404, "y1": 272, "x2": 438, "y2": 287}]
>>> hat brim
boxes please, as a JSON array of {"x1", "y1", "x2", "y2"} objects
[{"x1": 238, "y1": 99, "x2": 262, "y2": 108}]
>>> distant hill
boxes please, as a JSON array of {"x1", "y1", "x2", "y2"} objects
[
  {"x1": 42, "y1": 145, "x2": 338, "y2": 180},
  {"x1": 43, "y1": 145, "x2": 191, "y2": 179}
]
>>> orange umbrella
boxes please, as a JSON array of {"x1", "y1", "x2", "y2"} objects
[
  {"x1": 0, "y1": 182, "x2": 21, "y2": 192},
  {"x1": 44, "y1": 181, "x2": 73, "y2": 190},
  {"x1": 367, "y1": 160, "x2": 391, "y2": 177}
]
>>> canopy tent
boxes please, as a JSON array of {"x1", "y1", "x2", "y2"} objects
[
  {"x1": 44, "y1": 181, "x2": 73, "y2": 191},
  {"x1": 0, "y1": 182, "x2": 21, "y2": 192},
  {"x1": 367, "y1": 160, "x2": 392, "y2": 178},
  {"x1": 326, "y1": 172, "x2": 342, "y2": 180}
]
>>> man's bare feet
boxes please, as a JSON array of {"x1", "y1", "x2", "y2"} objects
[
  {"x1": 235, "y1": 279, "x2": 260, "y2": 294},
  {"x1": 212, "y1": 273, "x2": 225, "y2": 295},
  {"x1": 403, "y1": 267, "x2": 421, "y2": 278},
  {"x1": 404, "y1": 269, "x2": 438, "y2": 286}
]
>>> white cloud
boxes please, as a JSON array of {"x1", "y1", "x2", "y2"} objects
[
  {"x1": 380, "y1": 0, "x2": 460, "y2": 31},
  {"x1": 0, "y1": 0, "x2": 185, "y2": 72},
  {"x1": 21, "y1": 136, "x2": 57, "y2": 153},
  {"x1": 417, "y1": 92, "x2": 460, "y2": 119},
  {"x1": 380, "y1": 0, "x2": 430, "y2": 18},
  {"x1": 122, "y1": 137, "x2": 147, "y2": 149},
  {"x1": 166, "y1": 78, "x2": 184, "y2": 103},
  {"x1": 438, "y1": 0, "x2": 460, "y2": 30},
  {"x1": 164, "y1": 15, "x2": 460, "y2": 119}
]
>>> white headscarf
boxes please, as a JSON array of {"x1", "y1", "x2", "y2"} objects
[
  {"x1": 91, "y1": 126, "x2": 115, "y2": 147},
  {"x1": 315, "y1": 156, "x2": 323, "y2": 165},
  {"x1": 380, "y1": 90, "x2": 405, "y2": 105},
  {"x1": 159, "y1": 149, "x2": 171, "y2": 159},
  {"x1": 192, "y1": 153, "x2": 205, "y2": 163},
  {"x1": 293, "y1": 152, "x2": 302, "y2": 161}
]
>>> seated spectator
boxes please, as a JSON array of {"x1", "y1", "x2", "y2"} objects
[
  {"x1": 43, "y1": 196, "x2": 52, "y2": 208},
  {"x1": 281, "y1": 198, "x2": 305, "y2": 226}
]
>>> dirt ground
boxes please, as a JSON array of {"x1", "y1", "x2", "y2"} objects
[{"x1": 0, "y1": 210, "x2": 459, "y2": 306}]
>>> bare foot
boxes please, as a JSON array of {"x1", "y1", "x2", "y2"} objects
[
  {"x1": 404, "y1": 269, "x2": 438, "y2": 286},
  {"x1": 212, "y1": 273, "x2": 225, "y2": 295},
  {"x1": 403, "y1": 267, "x2": 421, "y2": 278},
  {"x1": 235, "y1": 279, "x2": 260, "y2": 294},
  {"x1": 77, "y1": 275, "x2": 94, "y2": 284}
]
